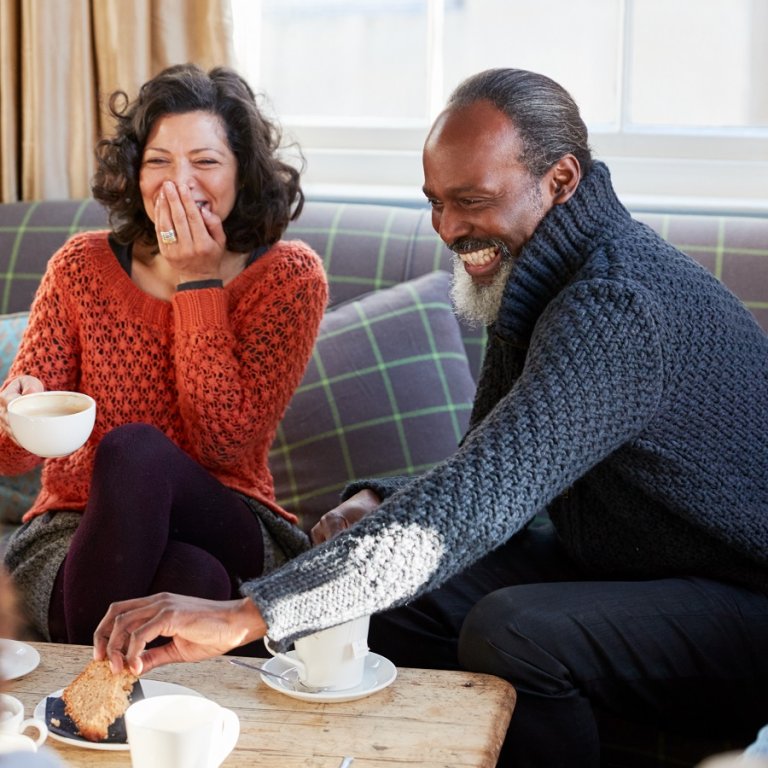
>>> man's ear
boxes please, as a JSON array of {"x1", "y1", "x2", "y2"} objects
[{"x1": 545, "y1": 154, "x2": 581, "y2": 206}]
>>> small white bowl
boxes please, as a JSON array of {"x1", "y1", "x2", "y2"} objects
[{"x1": 7, "y1": 391, "x2": 96, "y2": 458}]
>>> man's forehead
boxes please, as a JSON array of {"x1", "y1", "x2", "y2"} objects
[
  {"x1": 426, "y1": 102, "x2": 521, "y2": 162},
  {"x1": 430, "y1": 100, "x2": 514, "y2": 137},
  {"x1": 423, "y1": 104, "x2": 526, "y2": 193}
]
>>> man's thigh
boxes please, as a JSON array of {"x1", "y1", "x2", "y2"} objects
[
  {"x1": 369, "y1": 518, "x2": 582, "y2": 668},
  {"x1": 459, "y1": 576, "x2": 768, "y2": 734}
]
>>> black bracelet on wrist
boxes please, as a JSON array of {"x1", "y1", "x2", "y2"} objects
[{"x1": 176, "y1": 279, "x2": 224, "y2": 291}]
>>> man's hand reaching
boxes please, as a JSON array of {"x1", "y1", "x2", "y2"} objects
[
  {"x1": 310, "y1": 488, "x2": 381, "y2": 545},
  {"x1": 93, "y1": 594, "x2": 267, "y2": 676}
]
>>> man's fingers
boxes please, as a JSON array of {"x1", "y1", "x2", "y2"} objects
[
  {"x1": 95, "y1": 595, "x2": 174, "y2": 668},
  {"x1": 310, "y1": 512, "x2": 347, "y2": 545},
  {"x1": 122, "y1": 606, "x2": 185, "y2": 665},
  {"x1": 130, "y1": 642, "x2": 181, "y2": 676}
]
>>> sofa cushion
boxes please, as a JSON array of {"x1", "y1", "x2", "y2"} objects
[
  {"x1": 0, "y1": 311, "x2": 41, "y2": 524},
  {"x1": 269, "y1": 270, "x2": 476, "y2": 531},
  {"x1": 0, "y1": 199, "x2": 109, "y2": 315},
  {"x1": 286, "y1": 201, "x2": 488, "y2": 380}
]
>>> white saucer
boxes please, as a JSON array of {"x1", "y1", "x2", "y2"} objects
[
  {"x1": 35, "y1": 679, "x2": 202, "y2": 751},
  {"x1": 259, "y1": 651, "x2": 397, "y2": 703},
  {"x1": 0, "y1": 639, "x2": 40, "y2": 680}
]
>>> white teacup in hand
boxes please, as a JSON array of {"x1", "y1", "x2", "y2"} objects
[
  {"x1": 265, "y1": 615, "x2": 370, "y2": 691},
  {"x1": 125, "y1": 694, "x2": 239, "y2": 768},
  {"x1": 7, "y1": 390, "x2": 96, "y2": 458},
  {"x1": 0, "y1": 693, "x2": 47, "y2": 746}
]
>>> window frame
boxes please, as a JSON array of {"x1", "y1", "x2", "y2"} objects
[{"x1": 233, "y1": 0, "x2": 768, "y2": 215}]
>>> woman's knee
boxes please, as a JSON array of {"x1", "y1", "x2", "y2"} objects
[
  {"x1": 94, "y1": 423, "x2": 171, "y2": 473},
  {"x1": 153, "y1": 542, "x2": 232, "y2": 600}
]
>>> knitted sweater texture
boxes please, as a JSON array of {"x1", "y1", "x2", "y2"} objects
[
  {"x1": 244, "y1": 163, "x2": 768, "y2": 649},
  {"x1": 0, "y1": 232, "x2": 328, "y2": 524}
]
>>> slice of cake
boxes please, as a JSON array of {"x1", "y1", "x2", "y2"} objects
[{"x1": 61, "y1": 659, "x2": 139, "y2": 742}]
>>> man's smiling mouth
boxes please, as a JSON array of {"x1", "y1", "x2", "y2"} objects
[{"x1": 456, "y1": 246, "x2": 498, "y2": 267}]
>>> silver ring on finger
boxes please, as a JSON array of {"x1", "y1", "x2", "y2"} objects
[{"x1": 159, "y1": 229, "x2": 177, "y2": 244}]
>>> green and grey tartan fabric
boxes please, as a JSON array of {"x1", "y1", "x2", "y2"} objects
[
  {"x1": 0, "y1": 200, "x2": 109, "y2": 315},
  {"x1": 285, "y1": 201, "x2": 488, "y2": 378},
  {"x1": 270, "y1": 271, "x2": 475, "y2": 524}
]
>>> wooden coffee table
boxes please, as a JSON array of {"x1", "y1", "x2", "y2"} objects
[{"x1": 7, "y1": 642, "x2": 516, "y2": 767}]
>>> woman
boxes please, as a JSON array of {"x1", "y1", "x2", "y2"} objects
[{"x1": 0, "y1": 64, "x2": 328, "y2": 644}]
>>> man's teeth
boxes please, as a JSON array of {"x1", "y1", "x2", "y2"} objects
[{"x1": 457, "y1": 247, "x2": 497, "y2": 267}]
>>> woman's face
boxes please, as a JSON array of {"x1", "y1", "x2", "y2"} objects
[{"x1": 139, "y1": 110, "x2": 239, "y2": 223}]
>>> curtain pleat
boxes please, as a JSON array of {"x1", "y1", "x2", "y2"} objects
[
  {"x1": 0, "y1": 0, "x2": 21, "y2": 202},
  {"x1": 21, "y1": 0, "x2": 97, "y2": 200},
  {"x1": 0, "y1": 0, "x2": 235, "y2": 203}
]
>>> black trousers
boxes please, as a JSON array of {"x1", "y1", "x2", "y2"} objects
[{"x1": 368, "y1": 520, "x2": 768, "y2": 768}]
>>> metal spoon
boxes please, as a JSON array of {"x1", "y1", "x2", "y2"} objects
[
  {"x1": 229, "y1": 658, "x2": 300, "y2": 685},
  {"x1": 228, "y1": 658, "x2": 328, "y2": 692}
]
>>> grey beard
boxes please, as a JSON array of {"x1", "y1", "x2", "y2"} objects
[{"x1": 450, "y1": 254, "x2": 514, "y2": 328}]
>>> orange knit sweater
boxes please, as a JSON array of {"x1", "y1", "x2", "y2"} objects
[{"x1": 0, "y1": 231, "x2": 328, "y2": 525}]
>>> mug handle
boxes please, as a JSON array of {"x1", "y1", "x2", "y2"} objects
[
  {"x1": 211, "y1": 707, "x2": 240, "y2": 767},
  {"x1": 263, "y1": 635, "x2": 306, "y2": 679},
  {"x1": 20, "y1": 717, "x2": 48, "y2": 746},
  {"x1": 351, "y1": 637, "x2": 369, "y2": 659}
]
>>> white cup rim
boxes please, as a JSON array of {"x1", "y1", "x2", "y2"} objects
[
  {"x1": 7, "y1": 390, "x2": 95, "y2": 415},
  {"x1": 0, "y1": 693, "x2": 23, "y2": 714},
  {"x1": 126, "y1": 695, "x2": 222, "y2": 729}
]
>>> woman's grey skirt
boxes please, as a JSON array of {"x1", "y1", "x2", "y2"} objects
[{"x1": 3, "y1": 496, "x2": 309, "y2": 641}]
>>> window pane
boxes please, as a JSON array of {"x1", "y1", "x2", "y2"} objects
[
  {"x1": 443, "y1": 0, "x2": 622, "y2": 128},
  {"x1": 629, "y1": 0, "x2": 768, "y2": 128},
  {"x1": 246, "y1": 0, "x2": 430, "y2": 121}
]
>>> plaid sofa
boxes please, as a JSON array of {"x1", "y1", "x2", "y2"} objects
[{"x1": 1, "y1": 198, "x2": 767, "y2": 767}]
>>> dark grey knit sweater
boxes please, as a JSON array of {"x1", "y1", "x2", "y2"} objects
[{"x1": 243, "y1": 162, "x2": 768, "y2": 649}]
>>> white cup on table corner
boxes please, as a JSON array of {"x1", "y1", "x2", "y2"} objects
[
  {"x1": 265, "y1": 615, "x2": 370, "y2": 691},
  {"x1": 0, "y1": 693, "x2": 47, "y2": 746},
  {"x1": 0, "y1": 732, "x2": 38, "y2": 753},
  {"x1": 125, "y1": 694, "x2": 239, "y2": 768}
]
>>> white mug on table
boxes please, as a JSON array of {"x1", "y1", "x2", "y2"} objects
[
  {"x1": 0, "y1": 732, "x2": 38, "y2": 753},
  {"x1": 265, "y1": 615, "x2": 370, "y2": 690},
  {"x1": 0, "y1": 693, "x2": 47, "y2": 747},
  {"x1": 125, "y1": 694, "x2": 239, "y2": 768}
]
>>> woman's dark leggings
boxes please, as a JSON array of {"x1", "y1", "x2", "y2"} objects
[{"x1": 48, "y1": 423, "x2": 264, "y2": 644}]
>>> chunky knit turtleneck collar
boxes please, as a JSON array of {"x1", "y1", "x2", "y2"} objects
[{"x1": 494, "y1": 161, "x2": 632, "y2": 344}]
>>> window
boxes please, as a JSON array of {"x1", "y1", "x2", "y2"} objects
[{"x1": 232, "y1": 0, "x2": 768, "y2": 214}]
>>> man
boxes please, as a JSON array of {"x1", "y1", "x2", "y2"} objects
[{"x1": 95, "y1": 69, "x2": 768, "y2": 767}]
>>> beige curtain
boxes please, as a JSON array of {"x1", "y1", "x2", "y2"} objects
[{"x1": 0, "y1": 0, "x2": 235, "y2": 202}]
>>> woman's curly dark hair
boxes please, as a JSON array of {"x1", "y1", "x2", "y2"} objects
[{"x1": 91, "y1": 63, "x2": 304, "y2": 251}]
